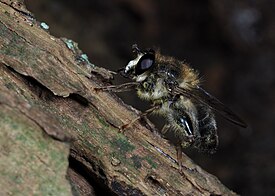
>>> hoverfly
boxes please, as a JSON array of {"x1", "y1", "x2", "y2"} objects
[{"x1": 95, "y1": 44, "x2": 247, "y2": 170}]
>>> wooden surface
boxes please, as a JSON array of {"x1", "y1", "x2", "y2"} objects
[{"x1": 0, "y1": 1, "x2": 237, "y2": 195}]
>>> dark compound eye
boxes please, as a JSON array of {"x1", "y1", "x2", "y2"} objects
[
  {"x1": 141, "y1": 58, "x2": 153, "y2": 70},
  {"x1": 135, "y1": 53, "x2": 155, "y2": 75}
]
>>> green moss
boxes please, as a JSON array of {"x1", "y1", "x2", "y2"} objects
[
  {"x1": 0, "y1": 107, "x2": 71, "y2": 195},
  {"x1": 1, "y1": 34, "x2": 26, "y2": 57},
  {"x1": 110, "y1": 137, "x2": 135, "y2": 154},
  {"x1": 38, "y1": 181, "x2": 68, "y2": 196},
  {"x1": 110, "y1": 138, "x2": 157, "y2": 169},
  {"x1": 4, "y1": 82, "x2": 15, "y2": 90},
  {"x1": 95, "y1": 113, "x2": 109, "y2": 128},
  {"x1": 83, "y1": 140, "x2": 96, "y2": 152},
  {"x1": 50, "y1": 150, "x2": 63, "y2": 163},
  {"x1": 11, "y1": 175, "x2": 23, "y2": 184},
  {"x1": 37, "y1": 140, "x2": 48, "y2": 151},
  {"x1": 15, "y1": 133, "x2": 27, "y2": 142},
  {"x1": 0, "y1": 23, "x2": 41, "y2": 69},
  {"x1": 80, "y1": 121, "x2": 93, "y2": 134},
  {"x1": 10, "y1": 188, "x2": 23, "y2": 196},
  {"x1": 131, "y1": 155, "x2": 142, "y2": 169},
  {"x1": 144, "y1": 156, "x2": 158, "y2": 169},
  {"x1": 110, "y1": 137, "x2": 142, "y2": 169}
]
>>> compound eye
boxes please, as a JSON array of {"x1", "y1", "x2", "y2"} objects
[
  {"x1": 135, "y1": 54, "x2": 155, "y2": 75},
  {"x1": 141, "y1": 58, "x2": 153, "y2": 70}
]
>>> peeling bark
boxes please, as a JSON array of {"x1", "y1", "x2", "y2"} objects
[{"x1": 0, "y1": 1, "x2": 237, "y2": 195}]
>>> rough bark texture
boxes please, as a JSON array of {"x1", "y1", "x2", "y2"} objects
[{"x1": 0, "y1": 1, "x2": 237, "y2": 195}]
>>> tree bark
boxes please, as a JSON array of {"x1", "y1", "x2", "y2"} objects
[{"x1": 0, "y1": 1, "x2": 237, "y2": 195}]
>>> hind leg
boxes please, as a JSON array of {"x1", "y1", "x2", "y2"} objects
[
  {"x1": 160, "y1": 124, "x2": 171, "y2": 134},
  {"x1": 160, "y1": 124, "x2": 189, "y2": 172}
]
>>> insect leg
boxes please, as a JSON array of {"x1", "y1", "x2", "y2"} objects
[
  {"x1": 161, "y1": 124, "x2": 188, "y2": 172},
  {"x1": 119, "y1": 105, "x2": 160, "y2": 132},
  {"x1": 161, "y1": 124, "x2": 171, "y2": 134},
  {"x1": 94, "y1": 82, "x2": 139, "y2": 93}
]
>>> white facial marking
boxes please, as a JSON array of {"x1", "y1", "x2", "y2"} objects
[{"x1": 125, "y1": 53, "x2": 143, "y2": 73}]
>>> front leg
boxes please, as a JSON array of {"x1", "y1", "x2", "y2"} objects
[{"x1": 94, "y1": 82, "x2": 139, "y2": 93}]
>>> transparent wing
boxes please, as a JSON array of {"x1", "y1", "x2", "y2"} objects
[{"x1": 174, "y1": 86, "x2": 247, "y2": 128}]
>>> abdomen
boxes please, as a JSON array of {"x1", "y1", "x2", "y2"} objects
[{"x1": 194, "y1": 105, "x2": 218, "y2": 153}]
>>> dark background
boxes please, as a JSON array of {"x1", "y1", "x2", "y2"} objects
[{"x1": 25, "y1": 0, "x2": 275, "y2": 195}]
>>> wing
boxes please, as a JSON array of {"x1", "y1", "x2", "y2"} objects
[{"x1": 173, "y1": 86, "x2": 247, "y2": 128}]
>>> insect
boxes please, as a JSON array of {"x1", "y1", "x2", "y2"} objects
[{"x1": 95, "y1": 44, "x2": 247, "y2": 170}]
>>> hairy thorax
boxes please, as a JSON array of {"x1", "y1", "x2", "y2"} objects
[{"x1": 136, "y1": 74, "x2": 169, "y2": 101}]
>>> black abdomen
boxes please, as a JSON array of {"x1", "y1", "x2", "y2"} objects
[{"x1": 194, "y1": 105, "x2": 218, "y2": 153}]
